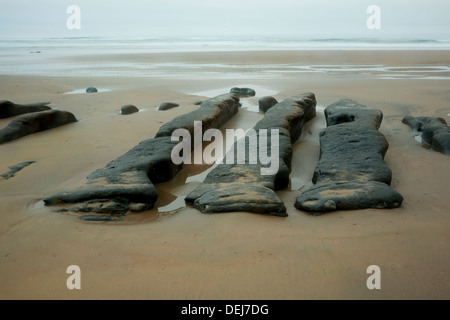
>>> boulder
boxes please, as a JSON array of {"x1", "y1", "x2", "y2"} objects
[
  {"x1": 158, "y1": 102, "x2": 179, "y2": 111},
  {"x1": 258, "y1": 96, "x2": 278, "y2": 113},
  {"x1": 185, "y1": 92, "x2": 317, "y2": 217},
  {"x1": 86, "y1": 87, "x2": 98, "y2": 93},
  {"x1": 402, "y1": 116, "x2": 450, "y2": 155},
  {"x1": 230, "y1": 87, "x2": 256, "y2": 98},
  {"x1": 0, "y1": 110, "x2": 77, "y2": 144},
  {"x1": 0, "y1": 100, "x2": 51, "y2": 119},
  {"x1": 121, "y1": 104, "x2": 139, "y2": 115},
  {"x1": 295, "y1": 99, "x2": 403, "y2": 214},
  {"x1": 44, "y1": 94, "x2": 241, "y2": 215}
]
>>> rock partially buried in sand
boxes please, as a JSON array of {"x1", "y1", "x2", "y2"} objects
[
  {"x1": 0, "y1": 100, "x2": 51, "y2": 119},
  {"x1": 44, "y1": 94, "x2": 241, "y2": 215},
  {"x1": 1, "y1": 161, "x2": 36, "y2": 180},
  {"x1": 258, "y1": 96, "x2": 278, "y2": 113},
  {"x1": 185, "y1": 92, "x2": 317, "y2": 217},
  {"x1": 121, "y1": 104, "x2": 139, "y2": 115},
  {"x1": 295, "y1": 99, "x2": 403, "y2": 214},
  {"x1": 0, "y1": 110, "x2": 77, "y2": 145},
  {"x1": 230, "y1": 87, "x2": 256, "y2": 98},
  {"x1": 402, "y1": 116, "x2": 450, "y2": 155},
  {"x1": 86, "y1": 87, "x2": 98, "y2": 93},
  {"x1": 158, "y1": 102, "x2": 179, "y2": 111}
]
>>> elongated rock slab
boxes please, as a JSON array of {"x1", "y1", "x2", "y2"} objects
[
  {"x1": 295, "y1": 99, "x2": 403, "y2": 214},
  {"x1": 0, "y1": 110, "x2": 77, "y2": 144},
  {"x1": 402, "y1": 116, "x2": 450, "y2": 155},
  {"x1": 43, "y1": 94, "x2": 240, "y2": 212},
  {"x1": 185, "y1": 92, "x2": 317, "y2": 217},
  {"x1": 0, "y1": 100, "x2": 51, "y2": 119}
]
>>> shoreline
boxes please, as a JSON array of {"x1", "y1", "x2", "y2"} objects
[{"x1": 0, "y1": 49, "x2": 449, "y2": 299}]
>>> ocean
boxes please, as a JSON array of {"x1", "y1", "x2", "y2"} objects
[{"x1": 0, "y1": 37, "x2": 449, "y2": 79}]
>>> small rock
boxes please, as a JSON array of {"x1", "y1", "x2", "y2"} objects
[
  {"x1": 121, "y1": 105, "x2": 139, "y2": 115},
  {"x1": 230, "y1": 87, "x2": 256, "y2": 98},
  {"x1": 158, "y1": 102, "x2": 179, "y2": 111},
  {"x1": 86, "y1": 87, "x2": 98, "y2": 93},
  {"x1": 258, "y1": 96, "x2": 278, "y2": 113},
  {"x1": 193, "y1": 101, "x2": 203, "y2": 106}
]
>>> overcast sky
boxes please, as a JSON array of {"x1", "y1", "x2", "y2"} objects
[{"x1": 0, "y1": 0, "x2": 449, "y2": 39}]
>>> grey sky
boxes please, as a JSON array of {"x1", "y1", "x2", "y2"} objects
[{"x1": 0, "y1": 0, "x2": 449, "y2": 39}]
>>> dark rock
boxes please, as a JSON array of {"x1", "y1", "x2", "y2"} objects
[
  {"x1": 1, "y1": 161, "x2": 36, "y2": 180},
  {"x1": 80, "y1": 215, "x2": 123, "y2": 222},
  {"x1": 185, "y1": 92, "x2": 317, "y2": 217},
  {"x1": 86, "y1": 87, "x2": 98, "y2": 93},
  {"x1": 44, "y1": 94, "x2": 241, "y2": 214},
  {"x1": 158, "y1": 102, "x2": 179, "y2": 111},
  {"x1": 295, "y1": 99, "x2": 403, "y2": 214},
  {"x1": 155, "y1": 94, "x2": 240, "y2": 139},
  {"x1": 193, "y1": 100, "x2": 203, "y2": 106},
  {"x1": 121, "y1": 104, "x2": 139, "y2": 115},
  {"x1": 258, "y1": 96, "x2": 278, "y2": 113},
  {"x1": 402, "y1": 116, "x2": 450, "y2": 155},
  {"x1": 0, "y1": 100, "x2": 51, "y2": 119},
  {"x1": 230, "y1": 87, "x2": 256, "y2": 98},
  {"x1": 0, "y1": 110, "x2": 77, "y2": 145},
  {"x1": 295, "y1": 181, "x2": 404, "y2": 215}
]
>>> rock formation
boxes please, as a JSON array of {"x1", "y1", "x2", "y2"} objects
[
  {"x1": 86, "y1": 87, "x2": 98, "y2": 93},
  {"x1": 402, "y1": 116, "x2": 450, "y2": 155},
  {"x1": 295, "y1": 99, "x2": 403, "y2": 214},
  {"x1": 185, "y1": 92, "x2": 317, "y2": 217},
  {"x1": 1, "y1": 161, "x2": 36, "y2": 180},
  {"x1": 0, "y1": 100, "x2": 51, "y2": 119},
  {"x1": 0, "y1": 110, "x2": 77, "y2": 144},
  {"x1": 43, "y1": 94, "x2": 241, "y2": 214}
]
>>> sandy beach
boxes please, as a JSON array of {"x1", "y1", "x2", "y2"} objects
[{"x1": 0, "y1": 49, "x2": 449, "y2": 300}]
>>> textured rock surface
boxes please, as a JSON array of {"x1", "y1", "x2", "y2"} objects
[
  {"x1": 402, "y1": 116, "x2": 450, "y2": 155},
  {"x1": 0, "y1": 110, "x2": 77, "y2": 144},
  {"x1": 120, "y1": 104, "x2": 139, "y2": 115},
  {"x1": 295, "y1": 99, "x2": 403, "y2": 214},
  {"x1": 44, "y1": 94, "x2": 241, "y2": 214},
  {"x1": 185, "y1": 92, "x2": 317, "y2": 217},
  {"x1": 0, "y1": 100, "x2": 51, "y2": 119},
  {"x1": 258, "y1": 96, "x2": 278, "y2": 113}
]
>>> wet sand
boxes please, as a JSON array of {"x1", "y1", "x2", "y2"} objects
[{"x1": 0, "y1": 50, "x2": 449, "y2": 300}]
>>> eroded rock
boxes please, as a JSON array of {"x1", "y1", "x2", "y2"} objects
[
  {"x1": 185, "y1": 92, "x2": 317, "y2": 217},
  {"x1": 402, "y1": 116, "x2": 450, "y2": 155},
  {"x1": 0, "y1": 110, "x2": 77, "y2": 144},
  {"x1": 1, "y1": 161, "x2": 36, "y2": 180},
  {"x1": 0, "y1": 100, "x2": 51, "y2": 119},
  {"x1": 44, "y1": 94, "x2": 241, "y2": 215},
  {"x1": 295, "y1": 99, "x2": 403, "y2": 214}
]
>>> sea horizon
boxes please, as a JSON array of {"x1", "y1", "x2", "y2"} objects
[{"x1": 1, "y1": 35, "x2": 450, "y2": 53}]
